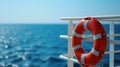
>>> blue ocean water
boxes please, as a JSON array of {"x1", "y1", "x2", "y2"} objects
[{"x1": 0, "y1": 24, "x2": 119, "y2": 67}]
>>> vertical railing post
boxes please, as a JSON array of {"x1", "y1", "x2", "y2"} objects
[
  {"x1": 109, "y1": 21, "x2": 114, "y2": 67},
  {"x1": 68, "y1": 20, "x2": 74, "y2": 67}
]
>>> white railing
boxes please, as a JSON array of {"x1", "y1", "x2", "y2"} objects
[{"x1": 59, "y1": 15, "x2": 120, "y2": 67}]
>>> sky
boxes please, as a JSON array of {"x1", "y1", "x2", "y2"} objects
[{"x1": 0, "y1": 0, "x2": 120, "y2": 23}]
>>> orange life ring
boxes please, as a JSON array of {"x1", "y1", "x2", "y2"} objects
[{"x1": 72, "y1": 17, "x2": 107, "y2": 66}]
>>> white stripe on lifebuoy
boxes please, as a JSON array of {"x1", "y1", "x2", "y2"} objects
[
  {"x1": 73, "y1": 31, "x2": 88, "y2": 38},
  {"x1": 73, "y1": 31, "x2": 82, "y2": 38},
  {"x1": 91, "y1": 48, "x2": 99, "y2": 56},
  {"x1": 93, "y1": 34, "x2": 102, "y2": 40},
  {"x1": 83, "y1": 20, "x2": 89, "y2": 30},
  {"x1": 81, "y1": 54, "x2": 86, "y2": 64},
  {"x1": 73, "y1": 45, "x2": 82, "y2": 50}
]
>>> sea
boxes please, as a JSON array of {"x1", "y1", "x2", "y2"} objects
[{"x1": 0, "y1": 24, "x2": 119, "y2": 67}]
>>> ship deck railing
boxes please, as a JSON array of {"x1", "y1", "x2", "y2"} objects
[{"x1": 59, "y1": 15, "x2": 120, "y2": 67}]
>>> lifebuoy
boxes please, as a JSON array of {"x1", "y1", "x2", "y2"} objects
[{"x1": 72, "y1": 17, "x2": 107, "y2": 66}]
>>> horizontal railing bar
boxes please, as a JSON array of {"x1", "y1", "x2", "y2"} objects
[
  {"x1": 105, "y1": 50, "x2": 120, "y2": 54},
  {"x1": 60, "y1": 34, "x2": 120, "y2": 38},
  {"x1": 60, "y1": 35, "x2": 72, "y2": 39},
  {"x1": 60, "y1": 50, "x2": 120, "y2": 62},
  {"x1": 60, "y1": 35, "x2": 92, "y2": 39},
  {"x1": 60, "y1": 34, "x2": 120, "y2": 37},
  {"x1": 59, "y1": 54, "x2": 78, "y2": 63},
  {"x1": 108, "y1": 34, "x2": 120, "y2": 36},
  {"x1": 60, "y1": 35, "x2": 120, "y2": 44},
  {"x1": 61, "y1": 15, "x2": 120, "y2": 20},
  {"x1": 99, "y1": 19, "x2": 120, "y2": 21}
]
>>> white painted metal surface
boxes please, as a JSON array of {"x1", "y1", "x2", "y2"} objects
[
  {"x1": 109, "y1": 21, "x2": 114, "y2": 67},
  {"x1": 61, "y1": 15, "x2": 120, "y2": 20},
  {"x1": 60, "y1": 54, "x2": 78, "y2": 63},
  {"x1": 60, "y1": 35, "x2": 120, "y2": 44},
  {"x1": 68, "y1": 20, "x2": 74, "y2": 67},
  {"x1": 59, "y1": 15, "x2": 120, "y2": 67}
]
